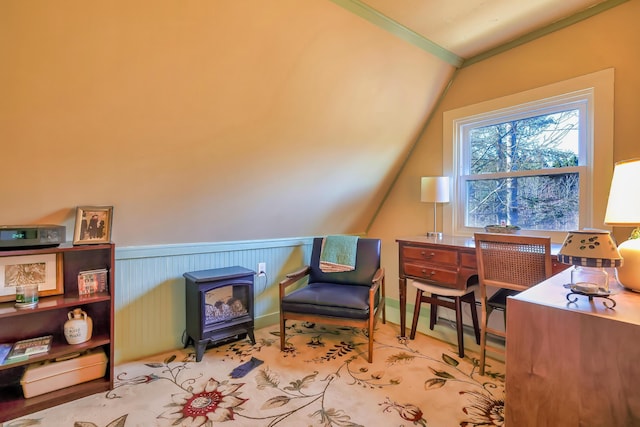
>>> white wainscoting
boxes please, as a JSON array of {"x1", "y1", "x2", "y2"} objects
[{"x1": 113, "y1": 237, "x2": 314, "y2": 364}]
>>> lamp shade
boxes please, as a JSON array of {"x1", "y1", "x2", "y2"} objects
[
  {"x1": 557, "y1": 229, "x2": 622, "y2": 267},
  {"x1": 604, "y1": 158, "x2": 640, "y2": 292},
  {"x1": 604, "y1": 158, "x2": 640, "y2": 225},
  {"x1": 421, "y1": 177, "x2": 449, "y2": 203}
]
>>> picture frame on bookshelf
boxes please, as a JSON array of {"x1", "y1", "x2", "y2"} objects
[
  {"x1": 0, "y1": 254, "x2": 63, "y2": 302},
  {"x1": 73, "y1": 206, "x2": 113, "y2": 245},
  {"x1": 78, "y1": 268, "x2": 108, "y2": 296}
]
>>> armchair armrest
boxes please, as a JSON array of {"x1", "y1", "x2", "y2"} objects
[
  {"x1": 285, "y1": 266, "x2": 311, "y2": 280},
  {"x1": 371, "y1": 267, "x2": 384, "y2": 286},
  {"x1": 369, "y1": 267, "x2": 385, "y2": 309},
  {"x1": 279, "y1": 266, "x2": 311, "y2": 294}
]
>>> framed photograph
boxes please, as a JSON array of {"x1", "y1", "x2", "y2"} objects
[
  {"x1": 73, "y1": 206, "x2": 113, "y2": 245},
  {"x1": 0, "y1": 254, "x2": 63, "y2": 302},
  {"x1": 78, "y1": 268, "x2": 108, "y2": 296}
]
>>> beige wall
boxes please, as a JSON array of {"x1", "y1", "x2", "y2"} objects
[
  {"x1": 1, "y1": 1, "x2": 452, "y2": 246},
  {"x1": 371, "y1": 0, "x2": 640, "y2": 303},
  {"x1": 3, "y1": 0, "x2": 638, "y2": 285}
]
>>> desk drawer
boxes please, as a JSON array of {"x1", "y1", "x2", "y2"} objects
[
  {"x1": 402, "y1": 246, "x2": 458, "y2": 265},
  {"x1": 404, "y1": 261, "x2": 459, "y2": 288},
  {"x1": 460, "y1": 252, "x2": 477, "y2": 269}
]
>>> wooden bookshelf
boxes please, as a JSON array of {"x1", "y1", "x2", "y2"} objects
[{"x1": 0, "y1": 243, "x2": 114, "y2": 422}]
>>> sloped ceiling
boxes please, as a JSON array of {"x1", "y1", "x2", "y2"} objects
[{"x1": 358, "y1": 0, "x2": 608, "y2": 59}]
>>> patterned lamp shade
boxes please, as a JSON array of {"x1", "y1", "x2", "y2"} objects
[{"x1": 558, "y1": 229, "x2": 623, "y2": 268}]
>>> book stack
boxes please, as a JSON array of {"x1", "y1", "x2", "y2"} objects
[{"x1": 0, "y1": 335, "x2": 53, "y2": 365}]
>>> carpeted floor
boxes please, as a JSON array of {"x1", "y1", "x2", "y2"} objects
[{"x1": 4, "y1": 322, "x2": 505, "y2": 426}]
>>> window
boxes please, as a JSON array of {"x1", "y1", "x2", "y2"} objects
[
  {"x1": 443, "y1": 69, "x2": 614, "y2": 242},
  {"x1": 463, "y1": 98, "x2": 585, "y2": 231}
]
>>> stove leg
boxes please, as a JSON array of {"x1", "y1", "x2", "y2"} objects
[{"x1": 195, "y1": 340, "x2": 207, "y2": 362}]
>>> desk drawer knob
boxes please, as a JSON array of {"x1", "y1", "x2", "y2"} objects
[
  {"x1": 421, "y1": 269, "x2": 436, "y2": 276},
  {"x1": 420, "y1": 251, "x2": 435, "y2": 259}
]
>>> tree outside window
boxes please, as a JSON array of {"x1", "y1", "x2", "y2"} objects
[{"x1": 464, "y1": 109, "x2": 581, "y2": 231}]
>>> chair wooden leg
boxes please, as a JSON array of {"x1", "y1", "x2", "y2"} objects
[
  {"x1": 454, "y1": 296, "x2": 465, "y2": 358},
  {"x1": 464, "y1": 292, "x2": 481, "y2": 345},
  {"x1": 410, "y1": 289, "x2": 423, "y2": 340},
  {"x1": 429, "y1": 295, "x2": 438, "y2": 330},
  {"x1": 479, "y1": 288, "x2": 488, "y2": 375}
]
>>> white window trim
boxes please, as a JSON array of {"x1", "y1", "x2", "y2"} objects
[{"x1": 443, "y1": 68, "x2": 614, "y2": 243}]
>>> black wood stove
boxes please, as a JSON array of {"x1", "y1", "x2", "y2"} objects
[{"x1": 183, "y1": 266, "x2": 255, "y2": 361}]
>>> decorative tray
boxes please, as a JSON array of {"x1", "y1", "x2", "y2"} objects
[
  {"x1": 562, "y1": 283, "x2": 616, "y2": 308},
  {"x1": 562, "y1": 283, "x2": 610, "y2": 296},
  {"x1": 484, "y1": 225, "x2": 521, "y2": 234}
]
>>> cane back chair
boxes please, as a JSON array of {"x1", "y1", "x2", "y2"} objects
[{"x1": 474, "y1": 233, "x2": 552, "y2": 375}]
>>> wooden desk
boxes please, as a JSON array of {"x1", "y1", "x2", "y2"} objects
[
  {"x1": 506, "y1": 269, "x2": 640, "y2": 426},
  {"x1": 396, "y1": 235, "x2": 566, "y2": 337}
]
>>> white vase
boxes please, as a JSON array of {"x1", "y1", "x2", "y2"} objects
[{"x1": 64, "y1": 308, "x2": 93, "y2": 345}]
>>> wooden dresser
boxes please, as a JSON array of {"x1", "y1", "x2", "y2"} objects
[
  {"x1": 506, "y1": 268, "x2": 640, "y2": 426},
  {"x1": 397, "y1": 236, "x2": 477, "y2": 336},
  {"x1": 399, "y1": 236, "x2": 478, "y2": 291}
]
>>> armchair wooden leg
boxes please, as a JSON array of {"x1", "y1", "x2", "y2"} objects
[
  {"x1": 382, "y1": 302, "x2": 386, "y2": 324},
  {"x1": 368, "y1": 325, "x2": 374, "y2": 363},
  {"x1": 280, "y1": 314, "x2": 286, "y2": 351},
  {"x1": 382, "y1": 280, "x2": 387, "y2": 324}
]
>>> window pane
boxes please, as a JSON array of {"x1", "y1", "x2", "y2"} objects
[
  {"x1": 469, "y1": 110, "x2": 580, "y2": 174},
  {"x1": 465, "y1": 173, "x2": 579, "y2": 230}
]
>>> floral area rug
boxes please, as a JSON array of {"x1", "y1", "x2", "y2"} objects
[{"x1": 4, "y1": 322, "x2": 505, "y2": 427}]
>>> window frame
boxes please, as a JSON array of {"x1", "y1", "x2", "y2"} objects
[{"x1": 442, "y1": 69, "x2": 614, "y2": 243}]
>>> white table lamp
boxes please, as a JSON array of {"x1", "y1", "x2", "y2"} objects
[
  {"x1": 604, "y1": 158, "x2": 640, "y2": 292},
  {"x1": 421, "y1": 176, "x2": 449, "y2": 239}
]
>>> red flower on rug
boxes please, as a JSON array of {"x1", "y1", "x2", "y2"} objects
[
  {"x1": 380, "y1": 397, "x2": 428, "y2": 426},
  {"x1": 158, "y1": 377, "x2": 248, "y2": 426}
]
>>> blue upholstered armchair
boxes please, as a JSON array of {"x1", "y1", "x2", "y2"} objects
[{"x1": 279, "y1": 237, "x2": 385, "y2": 363}]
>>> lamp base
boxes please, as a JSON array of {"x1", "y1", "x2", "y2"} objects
[
  {"x1": 426, "y1": 232, "x2": 443, "y2": 239},
  {"x1": 616, "y1": 238, "x2": 640, "y2": 292},
  {"x1": 570, "y1": 266, "x2": 609, "y2": 293}
]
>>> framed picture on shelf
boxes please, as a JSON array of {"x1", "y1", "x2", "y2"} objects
[
  {"x1": 0, "y1": 254, "x2": 63, "y2": 302},
  {"x1": 73, "y1": 206, "x2": 113, "y2": 245},
  {"x1": 78, "y1": 268, "x2": 108, "y2": 296}
]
